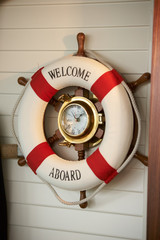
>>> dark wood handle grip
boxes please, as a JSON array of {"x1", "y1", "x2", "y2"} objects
[
  {"x1": 17, "y1": 157, "x2": 26, "y2": 166},
  {"x1": 47, "y1": 129, "x2": 63, "y2": 146},
  {"x1": 134, "y1": 152, "x2": 148, "y2": 166},
  {"x1": 18, "y1": 77, "x2": 28, "y2": 86},
  {"x1": 76, "y1": 32, "x2": 86, "y2": 57},
  {"x1": 129, "y1": 72, "x2": 151, "y2": 91},
  {"x1": 79, "y1": 190, "x2": 88, "y2": 208}
]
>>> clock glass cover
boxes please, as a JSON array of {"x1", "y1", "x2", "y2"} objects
[{"x1": 61, "y1": 103, "x2": 89, "y2": 137}]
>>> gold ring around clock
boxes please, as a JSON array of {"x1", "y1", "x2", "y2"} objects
[{"x1": 58, "y1": 96, "x2": 100, "y2": 144}]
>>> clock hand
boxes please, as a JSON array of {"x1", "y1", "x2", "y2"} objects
[
  {"x1": 79, "y1": 112, "x2": 85, "y2": 117},
  {"x1": 77, "y1": 112, "x2": 85, "y2": 121},
  {"x1": 71, "y1": 111, "x2": 76, "y2": 119},
  {"x1": 71, "y1": 111, "x2": 80, "y2": 121}
]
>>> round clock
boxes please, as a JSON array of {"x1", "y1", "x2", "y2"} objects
[
  {"x1": 61, "y1": 103, "x2": 89, "y2": 137},
  {"x1": 58, "y1": 96, "x2": 101, "y2": 144}
]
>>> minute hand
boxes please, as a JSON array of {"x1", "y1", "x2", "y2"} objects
[{"x1": 71, "y1": 111, "x2": 77, "y2": 119}]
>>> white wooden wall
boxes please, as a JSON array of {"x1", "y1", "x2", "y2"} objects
[{"x1": 0, "y1": 0, "x2": 153, "y2": 239}]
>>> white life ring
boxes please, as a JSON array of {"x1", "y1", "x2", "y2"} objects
[{"x1": 18, "y1": 55, "x2": 133, "y2": 191}]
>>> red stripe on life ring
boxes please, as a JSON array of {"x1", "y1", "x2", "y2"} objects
[
  {"x1": 87, "y1": 148, "x2": 118, "y2": 183},
  {"x1": 30, "y1": 69, "x2": 58, "y2": 102},
  {"x1": 31, "y1": 67, "x2": 43, "y2": 79},
  {"x1": 27, "y1": 142, "x2": 55, "y2": 174},
  {"x1": 91, "y1": 69, "x2": 123, "y2": 102}
]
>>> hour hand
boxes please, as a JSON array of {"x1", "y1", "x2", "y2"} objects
[{"x1": 78, "y1": 112, "x2": 85, "y2": 118}]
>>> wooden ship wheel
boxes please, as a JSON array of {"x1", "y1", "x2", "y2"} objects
[{"x1": 0, "y1": 33, "x2": 150, "y2": 208}]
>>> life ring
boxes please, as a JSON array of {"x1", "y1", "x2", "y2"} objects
[{"x1": 18, "y1": 55, "x2": 133, "y2": 191}]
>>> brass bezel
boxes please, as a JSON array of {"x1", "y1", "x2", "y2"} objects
[
  {"x1": 61, "y1": 102, "x2": 90, "y2": 137},
  {"x1": 58, "y1": 96, "x2": 99, "y2": 144}
]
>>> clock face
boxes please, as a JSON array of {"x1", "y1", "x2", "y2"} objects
[{"x1": 61, "y1": 103, "x2": 89, "y2": 137}]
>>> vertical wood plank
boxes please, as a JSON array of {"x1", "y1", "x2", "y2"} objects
[{"x1": 147, "y1": 0, "x2": 160, "y2": 239}]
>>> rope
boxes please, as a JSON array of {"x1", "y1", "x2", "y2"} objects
[
  {"x1": 118, "y1": 81, "x2": 141, "y2": 173},
  {"x1": 39, "y1": 175, "x2": 106, "y2": 206},
  {"x1": 11, "y1": 79, "x2": 31, "y2": 152},
  {"x1": 11, "y1": 51, "x2": 141, "y2": 206}
]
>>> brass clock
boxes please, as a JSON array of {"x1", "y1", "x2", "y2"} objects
[{"x1": 58, "y1": 96, "x2": 104, "y2": 145}]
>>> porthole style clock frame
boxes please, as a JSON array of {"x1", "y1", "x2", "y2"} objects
[{"x1": 58, "y1": 95, "x2": 104, "y2": 146}]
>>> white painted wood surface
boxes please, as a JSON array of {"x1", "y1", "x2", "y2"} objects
[
  {"x1": 0, "y1": 0, "x2": 150, "y2": 5},
  {"x1": 0, "y1": 2, "x2": 150, "y2": 28},
  {"x1": 0, "y1": 0, "x2": 152, "y2": 239},
  {"x1": 8, "y1": 203, "x2": 143, "y2": 239},
  {"x1": 8, "y1": 225, "x2": 134, "y2": 240}
]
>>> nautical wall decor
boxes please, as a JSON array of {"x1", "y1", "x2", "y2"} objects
[{"x1": 1, "y1": 33, "x2": 149, "y2": 208}]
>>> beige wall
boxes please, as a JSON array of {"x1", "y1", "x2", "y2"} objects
[{"x1": 0, "y1": 0, "x2": 153, "y2": 239}]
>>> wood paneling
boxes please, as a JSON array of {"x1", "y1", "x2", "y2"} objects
[
  {"x1": 5, "y1": 181, "x2": 143, "y2": 215},
  {"x1": 147, "y1": 0, "x2": 160, "y2": 239},
  {"x1": 8, "y1": 225, "x2": 131, "y2": 240},
  {"x1": 0, "y1": 0, "x2": 150, "y2": 6},
  {"x1": 0, "y1": 2, "x2": 150, "y2": 29},
  {"x1": 0, "y1": 28, "x2": 149, "y2": 51},
  {"x1": 8, "y1": 203, "x2": 143, "y2": 239}
]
